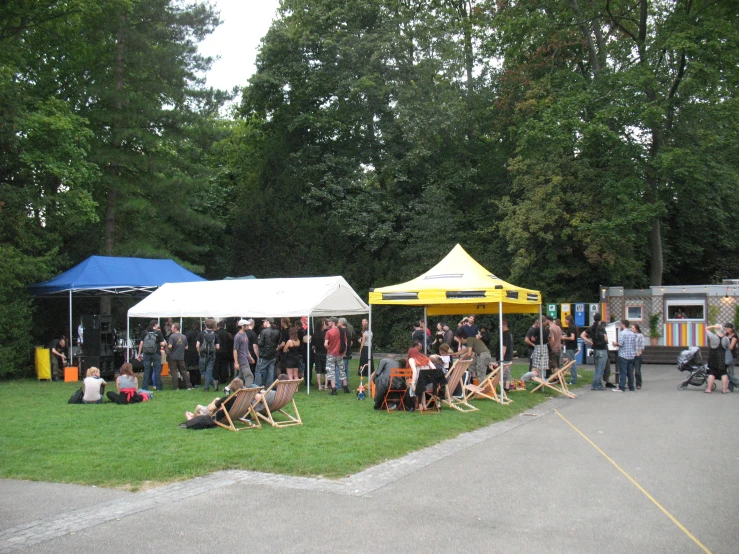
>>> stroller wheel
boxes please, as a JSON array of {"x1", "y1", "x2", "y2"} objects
[{"x1": 677, "y1": 382, "x2": 688, "y2": 391}]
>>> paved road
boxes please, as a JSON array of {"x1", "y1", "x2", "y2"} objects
[{"x1": 1, "y1": 364, "x2": 737, "y2": 553}]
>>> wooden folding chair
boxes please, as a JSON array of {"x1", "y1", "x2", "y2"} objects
[
  {"x1": 440, "y1": 359, "x2": 477, "y2": 412},
  {"x1": 464, "y1": 364, "x2": 513, "y2": 405},
  {"x1": 254, "y1": 378, "x2": 304, "y2": 428},
  {"x1": 212, "y1": 387, "x2": 262, "y2": 431},
  {"x1": 530, "y1": 359, "x2": 577, "y2": 398},
  {"x1": 381, "y1": 366, "x2": 413, "y2": 412}
]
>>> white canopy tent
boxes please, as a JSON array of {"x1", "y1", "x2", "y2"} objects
[{"x1": 127, "y1": 276, "x2": 369, "y2": 392}]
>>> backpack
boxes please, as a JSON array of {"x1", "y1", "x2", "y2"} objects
[
  {"x1": 591, "y1": 324, "x2": 607, "y2": 349},
  {"x1": 142, "y1": 331, "x2": 158, "y2": 354},
  {"x1": 68, "y1": 388, "x2": 84, "y2": 404},
  {"x1": 201, "y1": 329, "x2": 216, "y2": 357}
]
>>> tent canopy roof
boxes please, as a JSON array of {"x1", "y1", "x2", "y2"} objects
[
  {"x1": 127, "y1": 276, "x2": 369, "y2": 319},
  {"x1": 368, "y1": 244, "x2": 541, "y2": 315},
  {"x1": 29, "y1": 256, "x2": 206, "y2": 297}
]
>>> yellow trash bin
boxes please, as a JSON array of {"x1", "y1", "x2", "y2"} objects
[{"x1": 35, "y1": 347, "x2": 51, "y2": 380}]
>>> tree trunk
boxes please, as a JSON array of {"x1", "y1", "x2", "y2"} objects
[
  {"x1": 101, "y1": 13, "x2": 126, "y2": 316},
  {"x1": 648, "y1": 219, "x2": 663, "y2": 286}
]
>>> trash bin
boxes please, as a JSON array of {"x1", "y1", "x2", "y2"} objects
[
  {"x1": 35, "y1": 347, "x2": 51, "y2": 380},
  {"x1": 576, "y1": 338, "x2": 586, "y2": 365}
]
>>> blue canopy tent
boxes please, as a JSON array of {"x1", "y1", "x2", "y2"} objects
[{"x1": 30, "y1": 256, "x2": 206, "y2": 360}]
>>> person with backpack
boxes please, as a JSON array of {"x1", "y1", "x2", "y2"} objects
[
  {"x1": 196, "y1": 318, "x2": 221, "y2": 392},
  {"x1": 137, "y1": 320, "x2": 166, "y2": 390},
  {"x1": 581, "y1": 313, "x2": 608, "y2": 391}
]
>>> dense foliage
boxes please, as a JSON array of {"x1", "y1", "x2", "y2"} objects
[{"x1": 2, "y1": 0, "x2": 737, "y2": 375}]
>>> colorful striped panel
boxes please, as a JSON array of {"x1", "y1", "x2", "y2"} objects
[{"x1": 664, "y1": 323, "x2": 706, "y2": 347}]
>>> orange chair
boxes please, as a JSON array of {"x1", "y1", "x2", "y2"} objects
[{"x1": 381, "y1": 367, "x2": 413, "y2": 412}]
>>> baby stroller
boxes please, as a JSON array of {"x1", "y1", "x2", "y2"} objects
[{"x1": 677, "y1": 346, "x2": 714, "y2": 391}]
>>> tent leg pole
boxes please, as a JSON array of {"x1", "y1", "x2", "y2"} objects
[
  {"x1": 69, "y1": 290, "x2": 73, "y2": 363},
  {"x1": 499, "y1": 301, "x2": 504, "y2": 402},
  {"x1": 126, "y1": 318, "x2": 130, "y2": 363},
  {"x1": 423, "y1": 306, "x2": 427, "y2": 355},
  {"x1": 307, "y1": 316, "x2": 311, "y2": 395}
]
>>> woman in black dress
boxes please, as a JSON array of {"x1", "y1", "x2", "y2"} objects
[{"x1": 282, "y1": 325, "x2": 302, "y2": 381}]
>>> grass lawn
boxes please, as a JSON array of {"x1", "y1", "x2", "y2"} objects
[{"x1": 0, "y1": 362, "x2": 592, "y2": 490}]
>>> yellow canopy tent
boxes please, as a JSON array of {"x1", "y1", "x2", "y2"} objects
[
  {"x1": 368, "y1": 244, "x2": 543, "y2": 404},
  {"x1": 368, "y1": 244, "x2": 541, "y2": 315}
]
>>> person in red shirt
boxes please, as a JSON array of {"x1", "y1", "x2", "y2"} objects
[{"x1": 324, "y1": 317, "x2": 345, "y2": 395}]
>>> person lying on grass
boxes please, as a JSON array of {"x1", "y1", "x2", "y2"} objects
[{"x1": 185, "y1": 378, "x2": 244, "y2": 420}]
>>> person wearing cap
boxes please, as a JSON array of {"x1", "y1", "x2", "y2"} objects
[
  {"x1": 581, "y1": 313, "x2": 608, "y2": 391},
  {"x1": 167, "y1": 323, "x2": 192, "y2": 390},
  {"x1": 233, "y1": 319, "x2": 256, "y2": 386},
  {"x1": 255, "y1": 318, "x2": 279, "y2": 387}
]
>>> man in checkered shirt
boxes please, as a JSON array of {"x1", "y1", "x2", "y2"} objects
[{"x1": 612, "y1": 319, "x2": 637, "y2": 392}]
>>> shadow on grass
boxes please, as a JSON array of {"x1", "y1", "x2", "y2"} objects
[{"x1": 0, "y1": 362, "x2": 592, "y2": 488}]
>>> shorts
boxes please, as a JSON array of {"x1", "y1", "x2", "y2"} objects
[
  {"x1": 549, "y1": 350, "x2": 562, "y2": 370},
  {"x1": 314, "y1": 353, "x2": 327, "y2": 374}
]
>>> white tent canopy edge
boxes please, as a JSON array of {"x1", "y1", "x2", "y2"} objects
[{"x1": 126, "y1": 276, "x2": 369, "y2": 394}]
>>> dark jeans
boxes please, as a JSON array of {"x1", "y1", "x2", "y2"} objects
[
  {"x1": 634, "y1": 355, "x2": 643, "y2": 387},
  {"x1": 199, "y1": 354, "x2": 216, "y2": 391},
  {"x1": 142, "y1": 352, "x2": 162, "y2": 390},
  {"x1": 618, "y1": 356, "x2": 635, "y2": 391}
]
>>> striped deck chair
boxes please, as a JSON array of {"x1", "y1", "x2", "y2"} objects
[
  {"x1": 464, "y1": 364, "x2": 513, "y2": 405},
  {"x1": 212, "y1": 387, "x2": 262, "y2": 431},
  {"x1": 254, "y1": 378, "x2": 304, "y2": 428},
  {"x1": 441, "y1": 359, "x2": 477, "y2": 412},
  {"x1": 530, "y1": 359, "x2": 577, "y2": 399}
]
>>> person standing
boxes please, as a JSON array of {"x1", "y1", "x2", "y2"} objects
[
  {"x1": 312, "y1": 319, "x2": 328, "y2": 390},
  {"x1": 455, "y1": 329, "x2": 493, "y2": 385},
  {"x1": 612, "y1": 319, "x2": 637, "y2": 392},
  {"x1": 339, "y1": 317, "x2": 353, "y2": 385},
  {"x1": 282, "y1": 325, "x2": 302, "y2": 381},
  {"x1": 411, "y1": 321, "x2": 427, "y2": 351},
  {"x1": 215, "y1": 320, "x2": 233, "y2": 384},
  {"x1": 501, "y1": 319, "x2": 514, "y2": 390},
  {"x1": 562, "y1": 315, "x2": 579, "y2": 385},
  {"x1": 324, "y1": 317, "x2": 346, "y2": 394},
  {"x1": 167, "y1": 323, "x2": 192, "y2": 390},
  {"x1": 137, "y1": 320, "x2": 166, "y2": 390},
  {"x1": 358, "y1": 319, "x2": 373, "y2": 377},
  {"x1": 442, "y1": 323, "x2": 454, "y2": 348},
  {"x1": 548, "y1": 318, "x2": 563, "y2": 377},
  {"x1": 49, "y1": 337, "x2": 67, "y2": 381},
  {"x1": 581, "y1": 313, "x2": 608, "y2": 391},
  {"x1": 233, "y1": 319, "x2": 255, "y2": 386},
  {"x1": 524, "y1": 318, "x2": 546, "y2": 373},
  {"x1": 631, "y1": 323, "x2": 645, "y2": 389},
  {"x1": 722, "y1": 323, "x2": 739, "y2": 392},
  {"x1": 462, "y1": 315, "x2": 479, "y2": 338},
  {"x1": 255, "y1": 318, "x2": 279, "y2": 387},
  {"x1": 245, "y1": 319, "x2": 259, "y2": 381},
  {"x1": 196, "y1": 318, "x2": 220, "y2": 392}
]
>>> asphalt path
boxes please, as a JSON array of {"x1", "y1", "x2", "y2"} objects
[{"x1": 1, "y1": 364, "x2": 737, "y2": 553}]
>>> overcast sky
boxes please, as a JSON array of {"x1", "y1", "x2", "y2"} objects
[{"x1": 198, "y1": 0, "x2": 282, "y2": 91}]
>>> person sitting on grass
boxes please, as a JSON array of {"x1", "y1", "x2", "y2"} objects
[
  {"x1": 185, "y1": 378, "x2": 244, "y2": 420},
  {"x1": 106, "y1": 363, "x2": 144, "y2": 404},
  {"x1": 82, "y1": 367, "x2": 106, "y2": 404}
]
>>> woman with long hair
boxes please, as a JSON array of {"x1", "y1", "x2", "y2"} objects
[
  {"x1": 358, "y1": 319, "x2": 373, "y2": 377},
  {"x1": 406, "y1": 346, "x2": 446, "y2": 411},
  {"x1": 282, "y1": 326, "x2": 302, "y2": 381},
  {"x1": 276, "y1": 317, "x2": 291, "y2": 376}
]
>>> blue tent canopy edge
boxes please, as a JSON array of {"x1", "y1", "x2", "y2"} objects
[{"x1": 29, "y1": 256, "x2": 206, "y2": 297}]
